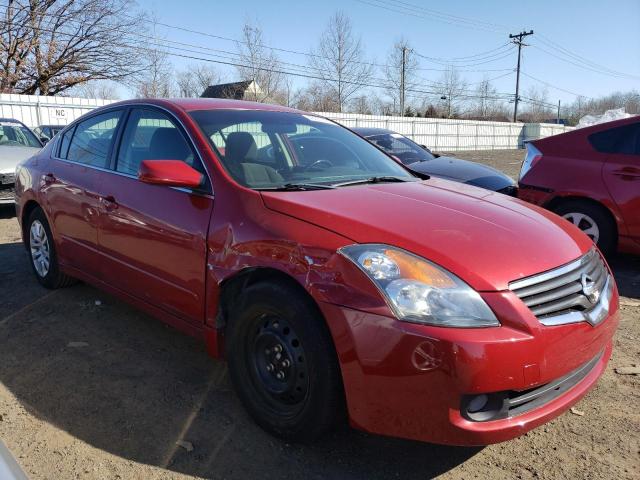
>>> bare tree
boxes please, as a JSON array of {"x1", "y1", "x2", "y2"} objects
[
  {"x1": 350, "y1": 94, "x2": 372, "y2": 114},
  {"x1": 384, "y1": 38, "x2": 419, "y2": 115},
  {"x1": 175, "y1": 64, "x2": 223, "y2": 97},
  {"x1": 522, "y1": 86, "x2": 552, "y2": 122},
  {"x1": 295, "y1": 82, "x2": 339, "y2": 112},
  {"x1": 0, "y1": 0, "x2": 144, "y2": 95},
  {"x1": 135, "y1": 15, "x2": 174, "y2": 98},
  {"x1": 72, "y1": 80, "x2": 120, "y2": 99},
  {"x1": 310, "y1": 11, "x2": 372, "y2": 113},
  {"x1": 472, "y1": 77, "x2": 503, "y2": 119},
  {"x1": 236, "y1": 21, "x2": 282, "y2": 102},
  {"x1": 435, "y1": 67, "x2": 468, "y2": 118}
]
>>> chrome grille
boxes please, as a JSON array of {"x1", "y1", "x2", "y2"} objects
[{"x1": 510, "y1": 249, "x2": 611, "y2": 326}]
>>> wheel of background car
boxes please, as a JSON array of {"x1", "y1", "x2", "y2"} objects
[
  {"x1": 225, "y1": 280, "x2": 345, "y2": 442},
  {"x1": 26, "y1": 207, "x2": 76, "y2": 289},
  {"x1": 553, "y1": 200, "x2": 616, "y2": 255},
  {"x1": 307, "y1": 159, "x2": 334, "y2": 170}
]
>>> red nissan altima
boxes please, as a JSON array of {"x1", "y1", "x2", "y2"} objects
[{"x1": 14, "y1": 99, "x2": 619, "y2": 446}]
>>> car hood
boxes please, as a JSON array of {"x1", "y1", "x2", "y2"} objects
[
  {"x1": 408, "y1": 156, "x2": 515, "y2": 191},
  {"x1": 261, "y1": 178, "x2": 592, "y2": 291},
  {"x1": 0, "y1": 146, "x2": 40, "y2": 174}
]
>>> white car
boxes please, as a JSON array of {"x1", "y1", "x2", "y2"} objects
[{"x1": 0, "y1": 118, "x2": 43, "y2": 205}]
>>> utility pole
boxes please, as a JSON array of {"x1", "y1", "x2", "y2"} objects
[
  {"x1": 509, "y1": 30, "x2": 533, "y2": 122},
  {"x1": 557, "y1": 100, "x2": 561, "y2": 124},
  {"x1": 400, "y1": 46, "x2": 407, "y2": 116}
]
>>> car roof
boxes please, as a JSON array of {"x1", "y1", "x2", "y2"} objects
[
  {"x1": 0, "y1": 118, "x2": 27, "y2": 125},
  {"x1": 351, "y1": 127, "x2": 395, "y2": 136},
  {"x1": 103, "y1": 98, "x2": 304, "y2": 114}
]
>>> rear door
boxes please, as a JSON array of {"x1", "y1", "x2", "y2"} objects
[
  {"x1": 592, "y1": 122, "x2": 640, "y2": 242},
  {"x1": 45, "y1": 109, "x2": 123, "y2": 273},
  {"x1": 94, "y1": 107, "x2": 214, "y2": 325}
]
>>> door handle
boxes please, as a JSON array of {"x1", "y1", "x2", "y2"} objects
[
  {"x1": 43, "y1": 173, "x2": 56, "y2": 184},
  {"x1": 100, "y1": 195, "x2": 119, "y2": 211}
]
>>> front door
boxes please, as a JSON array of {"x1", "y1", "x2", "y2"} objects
[{"x1": 95, "y1": 107, "x2": 214, "y2": 324}]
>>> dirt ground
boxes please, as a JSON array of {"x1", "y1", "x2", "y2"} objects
[{"x1": 0, "y1": 149, "x2": 638, "y2": 480}]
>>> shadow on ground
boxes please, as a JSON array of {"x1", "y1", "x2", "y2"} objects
[
  {"x1": 608, "y1": 254, "x2": 640, "y2": 299},
  {"x1": 0, "y1": 205, "x2": 16, "y2": 219},
  {"x1": 0, "y1": 242, "x2": 480, "y2": 479}
]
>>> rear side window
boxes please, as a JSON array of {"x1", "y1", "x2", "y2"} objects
[
  {"x1": 589, "y1": 123, "x2": 640, "y2": 155},
  {"x1": 116, "y1": 108, "x2": 199, "y2": 176},
  {"x1": 64, "y1": 111, "x2": 122, "y2": 167}
]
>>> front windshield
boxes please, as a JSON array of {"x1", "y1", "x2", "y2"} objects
[
  {"x1": 367, "y1": 133, "x2": 435, "y2": 165},
  {"x1": 0, "y1": 121, "x2": 41, "y2": 148},
  {"x1": 189, "y1": 110, "x2": 416, "y2": 189}
]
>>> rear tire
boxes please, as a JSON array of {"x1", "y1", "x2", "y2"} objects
[
  {"x1": 26, "y1": 207, "x2": 76, "y2": 289},
  {"x1": 553, "y1": 200, "x2": 616, "y2": 255},
  {"x1": 225, "y1": 281, "x2": 345, "y2": 443}
]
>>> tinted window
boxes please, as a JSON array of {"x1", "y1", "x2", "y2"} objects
[
  {"x1": 65, "y1": 111, "x2": 122, "y2": 167},
  {"x1": 58, "y1": 127, "x2": 74, "y2": 158},
  {"x1": 190, "y1": 110, "x2": 414, "y2": 189},
  {"x1": 589, "y1": 123, "x2": 640, "y2": 155},
  {"x1": 116, "y1": 109, "x2": 197, "y2": 176},
  {"x1": 367, "y1": 133, "x2": 435, "y2": 164}
]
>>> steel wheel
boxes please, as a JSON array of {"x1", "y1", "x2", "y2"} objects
[
  {"x1": 562, "y1": 212, "x2": 600, "y2": 243},
  {"x1": 249, "y1": 314, "x2": 310, "y2": 412},
  {"x1": 29, "y1": 219, "x2": 50, "y2": 277}
]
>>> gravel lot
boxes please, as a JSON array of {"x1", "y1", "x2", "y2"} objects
[{"x1": 0, "y1": 149, "x2": 638, "y2": 480}]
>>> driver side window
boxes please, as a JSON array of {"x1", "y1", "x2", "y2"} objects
[{"x1": 117, "y1": 109, "x2": 197, "y2": 176}]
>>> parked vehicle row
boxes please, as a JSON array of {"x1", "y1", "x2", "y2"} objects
[{"x1": 14, "y1": 98, "x2": 619, "y2": 446}]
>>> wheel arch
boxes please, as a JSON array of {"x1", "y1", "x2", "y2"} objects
[{"x1": 214, "y1": 266, "x2": 325, "y2": 333}]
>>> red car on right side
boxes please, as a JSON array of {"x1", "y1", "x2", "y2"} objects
[{"x1": 518, "y1": 116, "x2": 640, "y2": 256}]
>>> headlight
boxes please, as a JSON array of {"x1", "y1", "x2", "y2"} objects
[{"x1": 339, "y1": 244, "x2": 499, "y2": 328}]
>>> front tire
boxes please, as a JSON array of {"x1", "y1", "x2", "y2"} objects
[
  {"x1": 26, "y1": 207, "x2": 76, "y2": 289},
  {"x1": 553, "y1": 200, "x2": 616, "y2": 255},
  {"x1": 225, "y1": 281, "x2": 345, "y2": 442}
]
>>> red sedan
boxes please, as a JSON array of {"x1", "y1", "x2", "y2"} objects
[
  {"x1": 14, "y1": 99, "x2": 619, "y2": 446},
  {"x1": 518, "y1": 116, "x2": 640, "y2": 256}
]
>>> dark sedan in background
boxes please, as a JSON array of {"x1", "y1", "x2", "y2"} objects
[{"x1": 353, "y1": 127, "x2": 517, "y2": 195}]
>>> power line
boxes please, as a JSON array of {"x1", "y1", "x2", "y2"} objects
[
  {"x1": 354, "y1": 0, "x2": 505, "y2": 34},
  {"x1": 355, "y1": 0, "x2": 640, "y2": 82},
  {"x1": 520, "y1": 71, "x2": 590, "y2": 99}
]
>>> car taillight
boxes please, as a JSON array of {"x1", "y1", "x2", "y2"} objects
[{"x1": 519, "y1": 143, "x2": 542, "y2": 181}]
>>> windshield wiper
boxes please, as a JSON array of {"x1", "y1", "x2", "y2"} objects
[
  {"x1": 257, "y1": 182, "x2": 336, "y2": 191},
  {"x1": 332, "y1": 176, "x2": 415, "y2": 188}
]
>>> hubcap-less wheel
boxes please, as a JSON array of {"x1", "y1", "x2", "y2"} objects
[
  {"x1": 562, "y1": 212, "x2": 600, "y2": 243},
  {"x1": 30, "y1": 219, "x2": 50, "y2": 277},
  {"x1": 250, "y1": 314, "x2": 309, "y2": 410}
]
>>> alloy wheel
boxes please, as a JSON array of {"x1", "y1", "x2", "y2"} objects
[
  {"x1": 30, "y1": 219, "x2": 50, "y2": 277},
  {"x1": 562, "y1": 212, "x2": 600, "y2": 244}
]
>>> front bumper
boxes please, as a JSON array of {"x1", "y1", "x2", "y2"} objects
[{"x1": 318, "y1": 286, "x2": 619, "y2": 446}]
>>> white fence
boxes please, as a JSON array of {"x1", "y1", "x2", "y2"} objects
[
  {"x1": 0, "y1": 94, "x2": 114, "y2": 129},
  {"x1": 317, "y1": 112, "x2": 574, "y2": 151},
  {"x1": 1, "y1": 93, "x2": 572, "y2": 151}
]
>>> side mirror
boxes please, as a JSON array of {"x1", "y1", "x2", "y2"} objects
[
  {"x1": 40, "y1": 136, "x2": 50, "y2": 145},
  {"x1": 138, "y1": 160, "x2": 204, "y2": 189}
]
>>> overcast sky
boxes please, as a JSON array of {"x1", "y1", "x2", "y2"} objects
[{"x1": 136, "y1": 0, "x2": 640, "y2": 105}]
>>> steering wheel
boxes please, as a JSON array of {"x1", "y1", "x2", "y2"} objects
[{"x1": 307, "y1": 159, "x2": 334, "y2": 170}]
